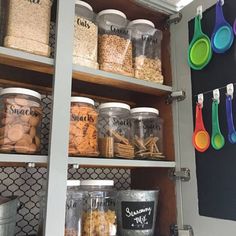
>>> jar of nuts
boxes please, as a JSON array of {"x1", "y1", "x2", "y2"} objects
[
  {"x1": 128, "y1": 19, "x2": 164, "y2": 84},
  {"x1": 69, "y1": 97, "x2": 99, "y2": 157},
  {"x1": 0, "y1": 88, "x2": 42, "y2": 154},
  {"x1": 130, "y1": 107, "x2": 164, "y2": 159},
  {"x1": 81, "y1": 180, "x2": 117, "y2": 236},
  {"x1": 97, "y1": 9, "x2": 134, "y2": 77},
  {"x1": 73, "y1": 1, "x2": 99, "y2": 69},
  {"x1": 98, "y1": 102, "x2": 134, "y2": 159}
]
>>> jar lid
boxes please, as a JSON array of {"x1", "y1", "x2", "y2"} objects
[
  {"x1": 131, "y1": 107, "x2": 159, "y2": 115},
  {"x1": 71, "y1": 96, "x2": 95, "y2": 106},
  {"x1": 0, "y1": 87, "x2": 41, "y2": 100},
  {"x1": 75, "y1": 0, "x2": 93, "y2": 11},
  {"x1": 67, "y1": 180, "x2": 81, "y2": 187},
  {"x1": 80, "y1": 180, "x2": 114, "y2": 186},
  {"x1": 99, "y1": 102, "x2": 130, "y2": 111},
  {"x1": 97, "y1": 9, "x2": 127, "y2": 19},
  {"x1": 128, "y1": 19, "x2": 155, "y2": 28}
]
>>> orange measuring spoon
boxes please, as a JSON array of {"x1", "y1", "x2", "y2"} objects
[{"x1": 192, "y1": 103, "x2": 210, "y2": 152}]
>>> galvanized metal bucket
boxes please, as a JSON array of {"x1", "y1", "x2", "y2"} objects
[{"x1": 0, "y1": 196, "x2": 19, "y2": 236}]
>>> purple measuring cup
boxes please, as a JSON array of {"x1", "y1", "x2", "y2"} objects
[{"x1": 234, "y1": 19, "x2": 236, "y2": 35}]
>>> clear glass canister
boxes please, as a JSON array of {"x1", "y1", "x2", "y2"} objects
[
  {"x1": 97, "y1": 10, "x2": 134, "y2": 77},
  {"x1": 98, "y1": 102, "x2": 134, "y2": 159},
  {"x1": 130, "y1": 107, "x2": 164, "y2": 159},
  {"x1": 73, "y1": 1, "x2": 98, "y2": 69},
  {"x1": 0, "y1": 88, "x2": 42, "y2": 154},
  {"x1": 69, "y1": 97, "x2": 99, "y2": 157},
  {"x1": 128, "y1": 19, "x2": 164, "y2": 84},
  {"x1": 81, "y1": 180, "x2": 117, "y2": 236}
]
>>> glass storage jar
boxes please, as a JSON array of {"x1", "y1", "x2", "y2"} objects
[
  {"x1": 97, "y1": 9, "x2": 134, "y2": 76},
  {"x1": 0, "y1": 88, "x2": 42, "y2": 154},
  {"x1": 4, "y1": 0, "x2": 53, "y2": 57},
  {"x1": 98, "y1": 102, "x2": 134, "y2": 159},
  {"x1": 80, "y1": 180, "x2": 117, "y2": 236},
  {"x1": 69, "y1": 97, "x2": 99, "y2": 157},
  {"x1": 130, "y1": 107, "x2": 164, "y2": 159},
  {"x1": 128, "y1": 19, "x2": 164, "y2": 84},
  {"x1": 73, "y1": 1, "x2": 99, "y2": 69}
]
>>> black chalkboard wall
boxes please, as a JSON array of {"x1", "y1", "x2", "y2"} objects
[{"x1": 189, "y1": 0, "x2": 236, "y2": 221}]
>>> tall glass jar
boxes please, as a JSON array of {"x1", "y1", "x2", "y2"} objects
[
  {"x1": 74, "y1": 1, "x2": 98, "y2": 69},
  {"x1": 98, "y1": 102, "x2": 134, "y2": 159},
  {"x1": 0, "y1": 88, "x2": 42, "y2": 154},
  {"x1": 81, "y1": 180, "x2": 117, "y2": 236},
  {"x1": 130, "y1": 107, "x2": 164, "y2": 159}
]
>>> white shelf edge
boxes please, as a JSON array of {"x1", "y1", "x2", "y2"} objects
[
  {"x1": 68, "y1": 157, "x2": 176, "y2": 168},
  {"x1": 0, "y1": 154, "x2": 47, "y2": 163}
]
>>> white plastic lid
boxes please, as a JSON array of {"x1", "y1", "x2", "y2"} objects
[
  {"x1": 99, "y1": 102, "x2": 130, "y2": 111},
  {"x1": 128, "y1": 19, "x2": 155, "y2": 28},
  {"x1": 80, "y1": 180, "x2": 114, "y2": 186},
  {"x1": 97, "y1": 9, "x2": 127, "y2": 19},
  {"x1": 67, "y1": 180, "x2": 81, "y2": 186},
  {"x1": 71, "y1": 96, "x2": 95, "y2": 106},
  {"x1": 0, "y1": 87, "x2": 41, "y2": 100},
  {"x1": 131, "y1": 107, "x2": 159, "y2": 115},
  {"x1": 75, "y1": 0, "x2": 93, "y2": 11}
]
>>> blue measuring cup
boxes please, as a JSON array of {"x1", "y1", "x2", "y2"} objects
[
  {"x1": 226, "y1": 95, "x2": 236, "y2": 144},
  {"x1": 211, "y1": 1, "x2": 234, "y2": 53}
]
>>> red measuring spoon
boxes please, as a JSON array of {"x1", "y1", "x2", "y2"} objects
[{"x1": 192, "y1": 103, "x2": 210, "y2": 152}]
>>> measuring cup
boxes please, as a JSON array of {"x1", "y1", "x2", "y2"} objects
[
  {"x1": 192, "y1": 103, "x2": 210, "y2": 152},
  {"x1": 188, "y1": 15, "x2": 212, "y2": 70},
  {"x1": 233, "y1": 18, "x2": 236, "y2": 35},
  {"x1": 211, "y1": 100, "x2": 225, "y2": 150},
  {"x1": 211, "y1": 1, "x2": 234, "y2": 53},
  {"x1": 226, "y1": 95, "x2": 236, "y2": 143}
]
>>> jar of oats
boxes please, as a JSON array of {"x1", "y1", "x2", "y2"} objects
[
  {"x1": 128, "y1": 19, "x2": 164, "y2": 84},
  {"x1": 69, "y1": 97, "x2": 99, "y2": 157},
  {"x1": 97, "y1": 10, "x2": 134, "y2": 77},
  {"x1": 73, "y1": 1, "x2": 98, "y2": 69},
  {"x1": 98, "y1": 102, "x2": 134, "y2": 159},
  {"x1": 4, "y1": 0, "x2": 53, "y2": 57},
  {"x1": 0, "y1": 88, "x2": 42, "y2": 154}
]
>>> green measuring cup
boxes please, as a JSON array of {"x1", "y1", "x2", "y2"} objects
[
  {"x1": 211, "y1": 100, "x2": 225, "y2": 150},
  {"x1": 188, "y1": 15, "x2": 212, "y2": 70}
]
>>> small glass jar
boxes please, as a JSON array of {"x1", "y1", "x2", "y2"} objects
[
  {"x1": 81, "y1": 180, "x2": 117, "y2": 236},
  {"x1": 69, "y1": 97, "x2": 99, "y2": 157},
  {"x1": 130, "y1": 107, "x2": 164, "y2": 159},
  {"x1": 0, "y1": 88, "x2": 42, "y2": 154},
  {"x1": 128, "y1": 19, "x2": 163, "y2": 84},
  {"x1": 97, "y1": 9, "x2": 134, "y2": 76},
  {"x1": 98, "y1": 102, "x2": 134, "y2": 159},
  {"x1": 73, "y1": 1, "x2": 98, "y2": 69}
]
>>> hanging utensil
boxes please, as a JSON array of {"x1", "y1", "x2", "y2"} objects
[
  {"x1": 233, "y1": 18, "x2": 236, "y2": 35},
  {"x1": 211, "y1": 0, "x2": 234, "y2": 53}
]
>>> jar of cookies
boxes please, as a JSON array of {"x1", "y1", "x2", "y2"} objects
[
  {"x1": 98, "y1": 102, "x2": 134, "y2": 159},
  {"x1": 81, "y1": 180, "x2": 117, "y2": 236},
  {"x1": 0, "y1": 88, "x2": 42, "y2": 154},
  {"x1": 69, "y1": 97, "x2": 99, "y2": 157},
  {"x1": 130, "y1": 107, "x2": 164, "y2": 159}
]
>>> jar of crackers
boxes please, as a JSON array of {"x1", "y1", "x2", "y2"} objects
[
  {"x1": 80, "y1": 180, "x2": 117, "y2": 236},
  {"x1": 69, "y1": 97, "x2": 99, "y2": 157},
  {"x1": 130, "y1": 107, "x2": 164, "y2": 159},
  {"x1": 98, "y1": 102, "x2": 134, "y2": 159},
  {"x1": 0, "y1": 88, "x2": 42, "y2": 154}
]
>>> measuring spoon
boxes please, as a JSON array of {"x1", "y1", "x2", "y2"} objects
[
  {"x1": 192, "y1": 103, "x2": 210, "y2": 152},
  {"x1": 211, "y1": 1, "x2": 234, "y2": 53},
  {"x1": 188, "y1": 15, "x2": 212, "y2": 70},
  {"x1": 211, "y1": 100, "x2": 225, "y2": 150},
  {"x1": 226, "y1": 95, "x2": 236, "y2": 143}
]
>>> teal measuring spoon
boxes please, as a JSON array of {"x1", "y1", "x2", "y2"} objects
[
  {"x1": 211, "y1": 100, "x2": 225, "y2": 150},
  {"x1": 226, "y1": 95, "x2": 236, "y2": 143}
]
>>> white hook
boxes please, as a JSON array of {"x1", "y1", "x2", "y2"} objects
[
  {"x1": 213, "y1": 89, "x2": 220, "y2": 104},
  {"x1": 219, "y1": 0, "x2": 224, "y2": 6},
  {"x1": 73, "y1": 164, "x2": 79, "y2": 169},
  {"x1": 27, "y1": 162, "x2": 35, "y2": 168},
  {"x1": 226, "y1": 83, "x2": 234, "y2": 99},
  {"x1": 197, "y1": 5, "x2": 203, "y2": 19},
  {"x1": 198, "y1": 93, "x2": 204, "y2": 107}
]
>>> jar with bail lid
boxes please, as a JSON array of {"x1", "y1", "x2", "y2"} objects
[
  {"x1": 128, "y1": 19, "x2": 164, "y2": 84},
  {"x1": 73, "y1": 1, "x2": 99, "y2": 69},
  {"x1": 98, "y1": 102, "x2": 134, "y2": 159},
  {"x1": 130, "y1": 107, "x2": 164, "y2": 159},
  {"x1": 0, "y1": 88, "x2": 42, "y2": 154},
  {"x1": 97, "y1": 9, "x2": 134, "y2": 76}
]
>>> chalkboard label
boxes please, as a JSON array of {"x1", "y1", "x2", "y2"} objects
[{"x1": 121, "y1": 201, "x2": 154, "y2": 230}]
